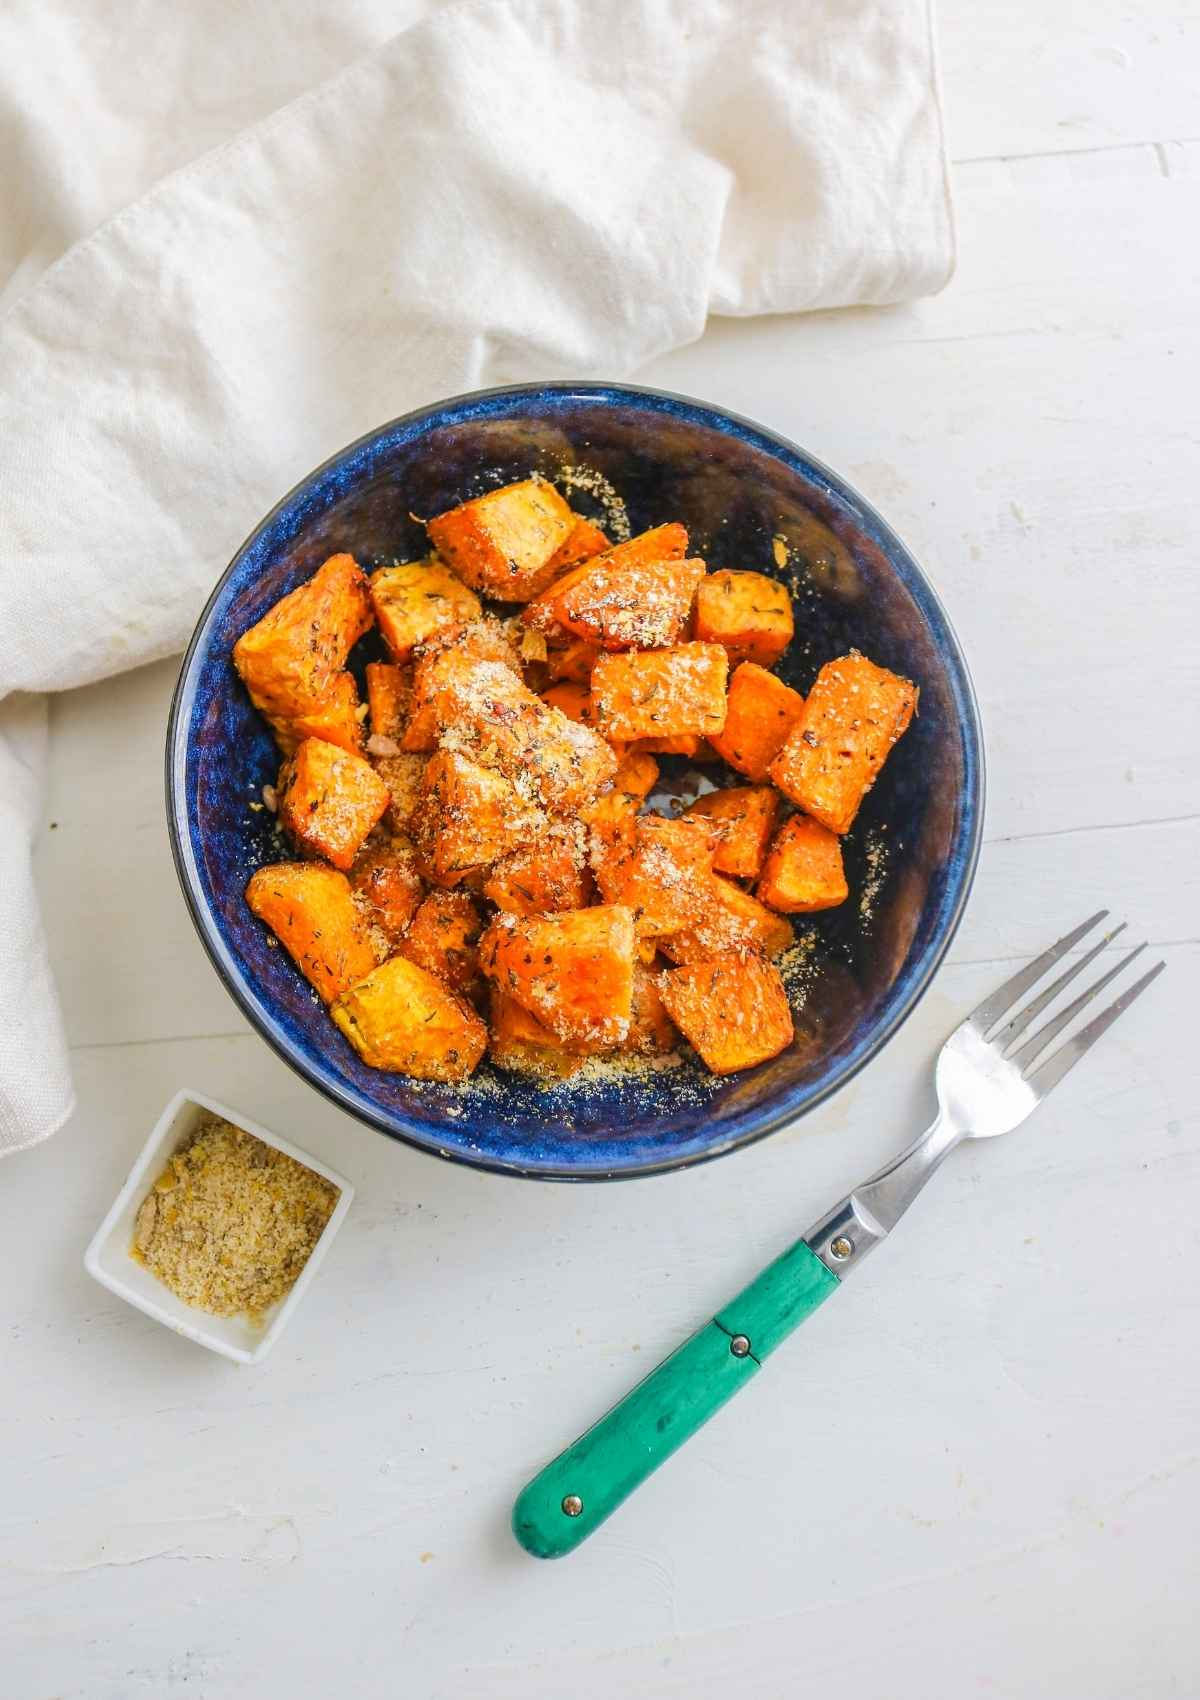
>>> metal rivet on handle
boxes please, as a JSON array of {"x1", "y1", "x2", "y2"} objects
[
  {"x1": 830, "y1": 1237, "x2": 854, "y2": 1260},
  {"x1": 561, "y1": 1494, "x2": 583, "y2": 1517},
  {"x1": 729, "y1": 1335, "x2": 751, "y2": 1358}
]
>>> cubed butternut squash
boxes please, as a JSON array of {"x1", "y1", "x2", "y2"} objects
[
  {"x1": 543, "y1": 515, "x2": 610, "y2": 575},
  {"x1": 234, "y1": 553, "x2": 372, "y2": 718},
  {"x1": 659, "y1": 951, "x2": 794, "y2": 1074},
  {"x1": 365, "y1": 661, "x2": 412, "y2": 745},
  {"x1": 483, "y1": 821, "x2": 591, "y2": 915},
  {"x1": 479, "y1": 905, "x2": 635, "y2": 1049},
  {"x1": 590, "y1": 643, "x2": 728, "y2": 743},
  {"x1": 350, "y1": 833, "x2": 425, "y2": 944},
  {"x1": 426, "y1": 478, "x2": 575, "y2": 600},
  {"x1": 756, "y1": 814, "x2": 849, "y2": 913},
  {"x1": 368, "y1": 559, "x2": 481, "y2": 662},
  {"x1": 401, "y1": 618, "x2": 521, "y2": 752},
  {"x1": 577, "y1": 751, "x2": 660, "y2": 836},
  {"x1": 624, "y1": 963, "x2": 679, "y2": 1057},
  {"x1": 369, "y1": 751, "x2": 427, "y2": 837},
  {"x1": 707, "y1": 662, "x2": 805, "y2": 781},
  {"x1": 770, "y1": 651, "x2": 917, "y2": 834},
  {"x1": 399, "y1": 889, "x2": 484, "y2": 999},
  {"x1": 331, "y1": 956, "x2": 486, "y2": 1081},
  {"x1": 592, "y1": 814, "x2": 720, "y2": 936},
  {"x1": 549, "y1": 555, "x2": 706, "y2": 651},
  {"x1": 539, "y1": 680, "x2": 597, "y2": 727},
  {"x1": 545, "y1": 638, "x2": 602, "y2": 684},
  {"x1": 434, "y1": 658, "x2": 617, "y2": 812},
  {"x1": 246, "y1": 861, "x2": 378, "y2": 1003},
  {"x1": 693, "y1": 571, "x2": 793, "y2": 668},
  {"x1": 523, "y1": 524, "x2": 689, "y2": 635},
  {"x1": 659, "y1": 874, "x2": 793, "y2": 963},
  {"x1": 410, "y1": 749, "x2": 546, "y2": 886},
  {"x1": 683, "y1": 785, "x2": 780, "y2": 880},
  {"x1": 267, "y1": 670, "x2": 365, "y2": 758},
  {"x1": 488, "y1": 986, "x2": 586, "y2": 1082},
  {"x1": 276, "y1": 737, "x2": 390, "y2": 871}
]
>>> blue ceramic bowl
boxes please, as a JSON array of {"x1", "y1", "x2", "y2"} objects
[{"x1": 167, "y1": 383, "x2": 983, "y2": 1180}]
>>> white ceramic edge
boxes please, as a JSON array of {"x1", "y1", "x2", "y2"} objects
[{"x1": 83, "y1": 1086, "x2": 354, "y2": 1365}]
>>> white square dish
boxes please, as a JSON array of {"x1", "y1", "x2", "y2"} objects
[{"x1": 84, "y1": 1087, "x2": 353, "y2": 1363}]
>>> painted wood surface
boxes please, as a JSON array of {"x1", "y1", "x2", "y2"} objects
[{"x1": 3, "y1": 4, "x2": 1199, "y2": 1695}]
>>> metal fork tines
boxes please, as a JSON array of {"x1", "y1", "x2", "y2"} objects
[{"x1": 969, "y1": 910, "x2": 1166, "y2": 1099}]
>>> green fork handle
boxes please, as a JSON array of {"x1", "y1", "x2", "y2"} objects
[{"x1": 512, "y1": 1238, "x2": 839, "y2": 1558}]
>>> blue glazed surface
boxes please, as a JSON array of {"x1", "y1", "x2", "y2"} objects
[{"x1": 166, "y1": 383, "x2": 983, "y2": 1180}]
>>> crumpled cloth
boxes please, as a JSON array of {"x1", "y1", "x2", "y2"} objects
[{"x1": 0, "y1": 0, "x2": 954, "y2": 1152}]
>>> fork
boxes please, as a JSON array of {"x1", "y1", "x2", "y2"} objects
[{"x1": 512, "y1": 911, "x2": 1165, "y2": 1558}]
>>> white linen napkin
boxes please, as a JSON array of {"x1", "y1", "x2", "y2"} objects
[{"x1": 0, "y1": 0, "x2": 954, "y2": 1152}]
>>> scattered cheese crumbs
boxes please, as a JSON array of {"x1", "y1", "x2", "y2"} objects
[
  {"x1": 261, "y1": 783, "x2": 278, "y2": 813},
  {"x1": 131, "y1": 1115, "x2": 338, "y2": 1320},
  {"x1": 858, "y1": 829, "x2": 890, "y2": 924},
  {"x1": 554, "y1": 464, "x2": 631, "y2": 542},
  {"x1": 772, "y1": 534, "x2": 789, "y2": 569},
  {"x1": 367, "y1": 732, "x2": 402, "y2": 757}
]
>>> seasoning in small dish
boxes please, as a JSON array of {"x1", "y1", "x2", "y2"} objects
[{"x1": 131, "y1": 1113, "x2": 339, "y2": 1321}]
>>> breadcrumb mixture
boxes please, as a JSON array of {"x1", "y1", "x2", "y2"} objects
[{"x1": 131, "y1": 1115, "x2": 339, "y2": 1319}]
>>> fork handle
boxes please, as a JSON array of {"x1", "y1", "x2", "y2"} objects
[{"x1": 511, "y1": 1240, "x2": 838, "y2": 1559}]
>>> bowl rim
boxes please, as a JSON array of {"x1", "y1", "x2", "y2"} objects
[{"x1": 166, "y1": 379, "x2": 985, "y2": 1182}]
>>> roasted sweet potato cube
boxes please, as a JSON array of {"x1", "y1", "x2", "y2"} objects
[
  {"x1": 693, "y1": 571, "x2": 794, "y2": 668},
  {"x1": 708, "y1": 662, "x2": 805, "y2": 781},
  {"x1": 426, "y1": 478, "x2": 575, "y2": 600},
  {"x1": 624, "y1": 964, "x2": 679, "y2": 1057},
  {"x1": 369, "y1": 751, "x2": 426, "y2": 836},
  {"x1": 400, "y1": 889, "x2": 484, "y2": 1000},
  {"x1": 479, "y1": 905, "x2": 635, "y2": 1049},
  {"x1": 331, "y1": 956, "x2": 486, "y2": 1081},
  {"x1": 350, "y1": 833, "x2": 425, "y2": 944},
  {"x1": 483, "y1": 821, "x2": 591, "y2": 915},
  {"x1": 659, "y1": 951, "x2": 793, "y2": 1075},
  {"x1": 523, "y1": 524, "x2": 689, "y2": 635},
  {"x1": 592, "y1": 814, "x2": 720, "y2": 937},
  {"x1": 246, "y1": 861, "x2": 378, "y2": 1003},
  {"x1": 234, "y1": 553, "x2": 372, "y2": 718},
  {"x1": 543, "y1": 515, "x2": 610, "y2": 575},
  {"x1": 267, "y1": 670, "x2": 365, "y2": 757},
  {"x1": 277, "y1": 737, "x2": 390, "y2": 871},
  {"x1": 770, "y1": 651, "x2": 918, "y2": 834},
  {"x1": 433, "y1": 659, "x2": 617, "y2": 812},
  {"x1": 401, "y1": 619, "x2": 521, "y2": 752},
  {"x1": 368, "y1": 559, "x2": 481, "y2": 662},
  {"x1": 410, "y1": 749, "x2": 546, "y2": 886},
  {"x1": 757, "y1": 815, "x2": 849, "y2": 913},
  {"x1": 660, "y1": 874, "x2": 793, "y2": 964},
  {"x1": 551, "y1": 555, "x2": 706, "y2": 651},
  {"x1": 365, "y1": 661, "x2": 412, "y2": 745},
  {"x1": 590, "y1": 643, "x2": 728, "y2": 743},
  {"x1": 488, "y1": 987, "x2": 585, "y2": 1082},
  {"x1": 684, "y1": 785, "x2": 780, "y2": 880},
  {"x1": 539, "y1": 680, "x2": 596, "y2": 727},
  {"x1": 545, "y1": 638, "x2": 602, "y2": 684},
  {"x1": 578, "y1": 751, "x2": 660, "y2": 836},
  {"x1": 629, "y1": 734, "x2": 717, "y2": 759}
]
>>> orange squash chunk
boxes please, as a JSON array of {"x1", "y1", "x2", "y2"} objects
[
  {"x1": 543, "y1": 515, "x2": 610, "y2": 575},
  {"x1": 434, "y1": 658, "x2": 617, "y2": 813},
  {"x1": 400, "y1": 889, "x2": 484, "y2": 1000},
  {"x1": 368, "y1": 559, "x2": 481, "y2": 662},
  {"x1": 592, "y1": 815, "x2": 720, "y2": 937},
  {"x1": 578, "y1": 751, "x2": 660, "y2": 836},
  {"x1": 629, "y1": 734, "x2": 718, "y2": 759},
  {"x1": 484, "y1": 821, "x2": 591, "y2": 915},
  {"x1": 757, "y1": 814, "x2": 849, "y2": 913},
  {"x1": 552, "y1": 555, "x2": 706, "y2": 651},
  {"x1": 524, "y1": 523, "x2": 689, "y2": 635},
  {"x1": 401, "y1": 619, "x2": 521, "y2": 752},
  {"x1": 365, "y1": 661, "x2": 412, "y2": 745},
  {"x1": 234, "y1": 553, "x2": 372, "y2": 719},
  {"x1": 350, "y1": 834, "x2": 425, "y2": 944},
  {"x1": 545, "y1": 637, "x2": 602, "y2": 684},
  {"x1": 659, "y1": 951, "x2": 793, "y2": 1075},
  {"x1": 246, "y1": 861, "x2": 378, "y2": 1004},
  {"x1": 488, "y1": 987, "x2": 585, "y2": 1081},
  {"x1": 708, "y1": 662, "x2": 805, "y2": 782},
  {"x1": 660, "y1": 874, "x2": 793, "y2": 964},
  {"x1": 369, "y1": 751, "x2": 426, "y2": 836},
  {"x1": 267, "y1": 670, "x2": 364, "y2": 758},
  {"x1": 539, "y1": 680, "x2": 597, "y2": 727},
  {"x1": 331, "y1": 956, "x2": 486, "y2": 1081},
  {"x1": 693, "y1": 571, "x2": 793, "y2": 668},
  {"x1": 624, "y1": 963, "x2": 678, "y2": 1057},
  {"x1": 683, "y1": 785, "x2": 779, "y2": 880},
  {"x1": 276, "y1": 737, "x2": 390, "y2": 871},
  {"x1": 479, "y1": 905, "x2": 635, "y2": 1049},
  {"x1": 426, "y1": 478, "x2": 575, "y2": 600},
  {"x1": 410, "y1": 749, "x2": 546, "y2": 887},
  {"x1": 590, "y1": 643, "x2": 728, "y2": 743},
  {"x1": 770, "y1": 651, "x2": 918, "y2": 834}
]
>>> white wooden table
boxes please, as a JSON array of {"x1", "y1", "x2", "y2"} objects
[{"x1": 4, "y1": 6, "x2": 1198, "y2": 1695}]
